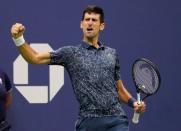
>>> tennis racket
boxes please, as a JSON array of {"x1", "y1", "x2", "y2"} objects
[{"x1": 132, "y1": 58, "x2": 161, "y2": 124}]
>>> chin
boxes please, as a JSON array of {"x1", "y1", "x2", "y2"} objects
[{"x1": 86, "y1": 34, "x2": 95, "y2": 39}]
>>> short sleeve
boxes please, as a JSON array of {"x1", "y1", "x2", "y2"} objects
[
  {"x1": 114, "y1": 51, "x2": 121, "y2": 81},
  {"x1": 49, "y1": 46, "x2": 74, "y2": 66}
]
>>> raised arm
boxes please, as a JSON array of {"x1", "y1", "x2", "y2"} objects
[{"x1": 11, "y1": 23, "x2": 50, "y2": 64}]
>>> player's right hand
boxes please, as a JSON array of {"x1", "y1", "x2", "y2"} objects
[{"x1": 11, "y1": 23, "x2": 25, "y2": 39}]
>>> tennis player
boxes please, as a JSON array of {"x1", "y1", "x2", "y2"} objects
[
  {"x1": 11, "y1": 5, "x2": 145, "y2": 131},
  {"x1": 0, "y1": 69, "x2": 12, "y2": 131}
]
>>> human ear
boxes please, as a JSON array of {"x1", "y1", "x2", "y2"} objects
[
  {"x1": 100, "y1": 23, "x2": 105, "y2": 31},
  {"x1": 80, "y1": 21, "x2": 83, "y2": 29}
]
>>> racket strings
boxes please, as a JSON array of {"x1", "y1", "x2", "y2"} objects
[{"x1": 133, "y1": 61, "x2": 159, "y2": 94}]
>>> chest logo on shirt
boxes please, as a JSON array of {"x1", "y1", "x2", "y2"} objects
[{"x1": 13, "y1": 44, "x2": 64, "y2": 104}]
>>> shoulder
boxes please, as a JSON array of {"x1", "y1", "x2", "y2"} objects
[
  {"x1": 104, "y1": 45, "x2": 117, "y2": 54},
  {"x1": 53, "y1": 45, "x2": 80, "y2": 53},
  {"x1": 50, "y1": 45, "x2": 76, "y2": 58},
  {"x1": 49, "y1": 45, "x2": 80, "y2": 62},
  {"x1": 104, "y1": 46, "x2": 116, "y2": 50},
  {"x1": 55, "y1": 45, "x2": 77, "y2": 51}
]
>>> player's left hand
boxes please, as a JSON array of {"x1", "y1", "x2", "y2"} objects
[{"x1": 133, "y1": 101, "x2": 146, "y2": 113}]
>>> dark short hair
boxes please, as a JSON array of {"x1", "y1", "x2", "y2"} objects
[{"x1": 82, "y1": 5, "x2": 104, "y2": 23}]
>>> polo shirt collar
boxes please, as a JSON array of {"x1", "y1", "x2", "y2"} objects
[{"x1": 81, "y1": 41, "x2": 105, "y2": 50}]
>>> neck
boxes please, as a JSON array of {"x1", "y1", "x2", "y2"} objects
[{"x1": 83, "y1": 37, "x2": 99, "y2": 48}]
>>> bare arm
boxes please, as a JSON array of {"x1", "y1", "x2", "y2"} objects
[
  {"x1": 116, "y1": 80, "x2": 146, "y2": 112},
  {"x1": 116, "y1": 80, "x2": 132, "y2": 104},
  {"x1": 17, "y1": 44, "x2": 50, "y2": 64},
  {"x1": 11, "y1": 23, "x2": 50, "y2": 64}
]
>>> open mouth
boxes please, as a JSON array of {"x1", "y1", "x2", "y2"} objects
[{"x1": 87, "y1": 28, "x2": 93, "y2": 31}]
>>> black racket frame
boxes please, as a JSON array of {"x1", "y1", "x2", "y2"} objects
[{"x1": 132, "y1": 58, "x2": 161, "y2": 100}]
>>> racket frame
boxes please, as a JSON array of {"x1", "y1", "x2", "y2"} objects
[{"x1": 132, "y1": 58, "x2": 161, "y2": 124}]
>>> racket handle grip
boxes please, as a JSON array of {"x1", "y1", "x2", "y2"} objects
[
  {"x1": 132, "y1": 112, "x2": 140, "y2": 124},
  {"x1": 132, "y1": 92, "x2": 141, "y2": 124}
]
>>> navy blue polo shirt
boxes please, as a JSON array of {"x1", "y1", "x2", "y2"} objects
[
  {"x1": 0, "y1": 69, "x2": 12, "y2": 121},
  {"x1": 50, "y1": 42, "x2": 126, "y2": 117}
]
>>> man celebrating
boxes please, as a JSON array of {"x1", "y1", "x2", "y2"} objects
[{"x1": 11, "y1": 5, "x2": 145, "y2": 131}]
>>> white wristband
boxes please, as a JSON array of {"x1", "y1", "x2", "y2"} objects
[{"x1": 12, "y1": 35, "x2": 25, "y2": 47}]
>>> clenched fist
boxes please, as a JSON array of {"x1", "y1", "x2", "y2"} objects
[{"x1": 11, "y1": 23, "x2": 25, "y2": 39}]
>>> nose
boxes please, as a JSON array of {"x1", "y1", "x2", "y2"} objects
[{"x1": 87, "y1": 19, "x2": 93, "y2": 25}]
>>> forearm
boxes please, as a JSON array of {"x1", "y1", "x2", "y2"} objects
[
  {"x1": 116, "y1": 80, "x2": 132, "y2": 103},
  {"x1": 17, "y1": 43, "x2": 51, "y2": 64},
  {"x1": 17, "y1": 43, "x2": 39, "y2": 64}
]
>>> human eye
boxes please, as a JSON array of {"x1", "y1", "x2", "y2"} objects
[
  {"x1": 92, "y1": 18, "x2": 97, "y2": 22},
  {"x1": 85, "y1": 18, "x2": 90, "y2": 21}
]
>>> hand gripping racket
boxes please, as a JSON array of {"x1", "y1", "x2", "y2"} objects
[{"x1": 132, "y1": 58, "x2": 161, "y2": 124}]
